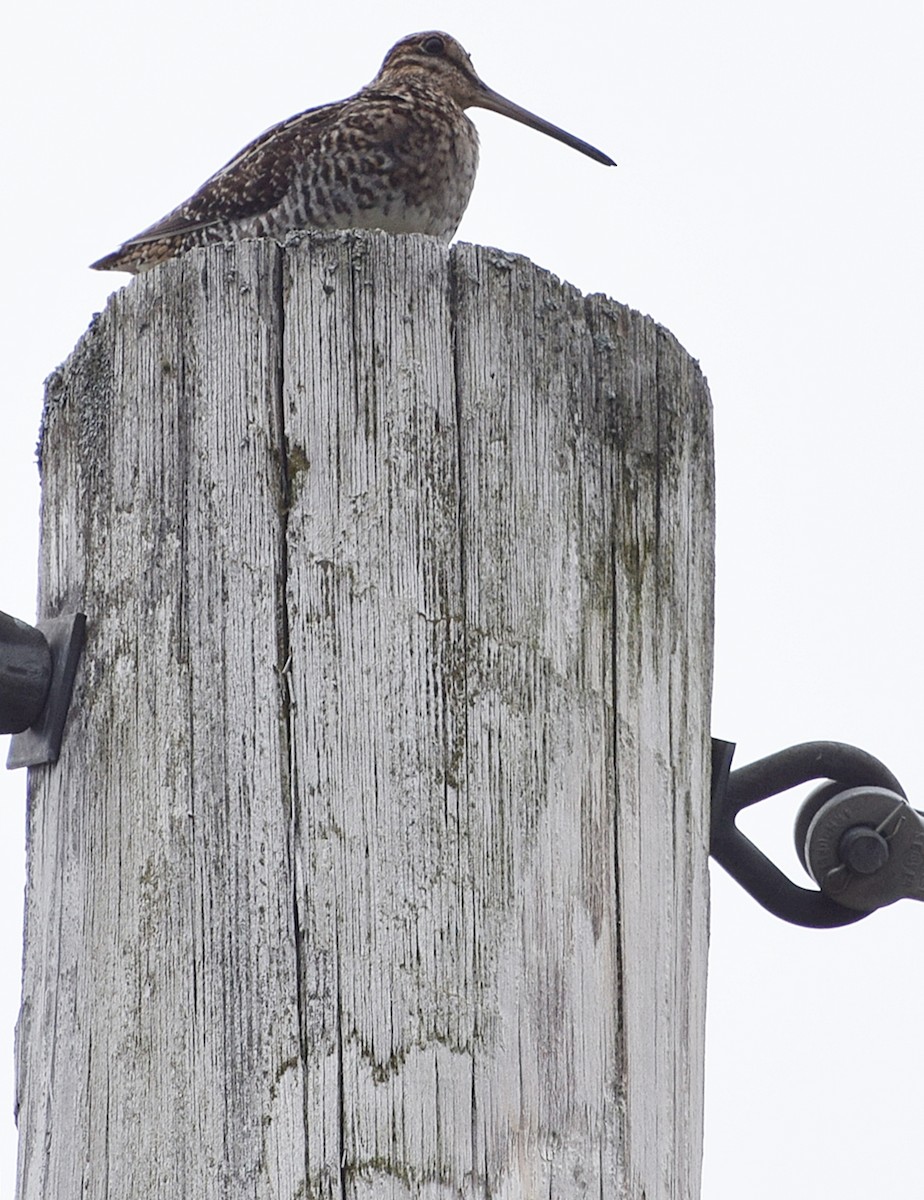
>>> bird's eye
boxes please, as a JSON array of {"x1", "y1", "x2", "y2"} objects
[{"x1": 421, "y1": 35, "x2": 445, "y2": 56}]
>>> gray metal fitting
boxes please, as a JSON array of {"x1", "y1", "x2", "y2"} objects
[
  {"x1": 2, "y1": 611, "x2": 87, "y2": 768},
  {"x1": 802, "y1": 785, "x2": 924, "y2": 913}
]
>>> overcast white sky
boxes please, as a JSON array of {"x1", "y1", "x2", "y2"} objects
[{"x1": 2, "y1": 2, "x2": 922, "y2": 1196}]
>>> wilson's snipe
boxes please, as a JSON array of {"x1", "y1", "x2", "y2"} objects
[{"x1": 91, "y1": 31, "x2": 615, "y2": 274}]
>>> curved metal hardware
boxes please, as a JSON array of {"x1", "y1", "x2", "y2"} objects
[{"x1": 710, "y1": 739, "x2": 910, "y2": 928}]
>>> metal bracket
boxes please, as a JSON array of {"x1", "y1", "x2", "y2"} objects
[
  {"x1": 710, "y1": 739, "x2": 917, "y2": 928},
  {"x1": 3, "y1": 611, "x2": 86, "y2": 769}
]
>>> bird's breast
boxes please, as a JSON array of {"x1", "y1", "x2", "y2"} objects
[{"x1": 287, "y1": 88, "x2": 480, "y2": 241}]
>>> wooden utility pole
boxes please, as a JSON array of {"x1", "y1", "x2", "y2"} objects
[{"x1": 15, "y1": 231, "x2": 713, "y2": 1199}]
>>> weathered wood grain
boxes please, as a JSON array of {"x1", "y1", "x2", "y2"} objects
[
  {"x1": 19, "y1": 242, "x2": 305, "y2": 1200},
  {"x1": 15, "y1": 232, "x2": 713, "y2": 1200}
]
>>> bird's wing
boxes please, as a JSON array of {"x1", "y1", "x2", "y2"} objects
[{"x1": 118, "y1": 99, "x2": 348, "y2": 247}]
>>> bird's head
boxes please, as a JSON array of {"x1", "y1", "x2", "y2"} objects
[
  {"x1": 373, "y1": 31, "x2": 615, "y2": 167},
  {"x1": 374, "y1": 32, "x2": 484, "y2": 105}
]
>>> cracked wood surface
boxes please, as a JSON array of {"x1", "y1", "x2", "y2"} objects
[{"x1": 16, "y1": 232, "x2": 714, "y2": 1200}]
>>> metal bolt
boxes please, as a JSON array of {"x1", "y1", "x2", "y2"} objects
[{"x1": 838, "y1": 825, "x2": 890, "y2": 876}]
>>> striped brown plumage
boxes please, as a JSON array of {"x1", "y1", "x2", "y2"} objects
[{"x1": 91, "y1": 32, "x2": 615, "y2": 274}]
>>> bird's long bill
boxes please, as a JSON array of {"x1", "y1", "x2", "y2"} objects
[{"x1": 474, "y1": 84, "x2": 615, "y2": 167}]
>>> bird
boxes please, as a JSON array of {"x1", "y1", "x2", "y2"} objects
[{"x1": 91, "y1": 31, "x2": 615, "y2": 274}]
